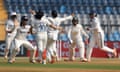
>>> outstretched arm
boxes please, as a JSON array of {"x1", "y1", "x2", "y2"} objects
[
  {"x1": 49, "y1": 24, "x2": 63, "y2": 31},
  {"x1": 46, "y1": 18, "x2": 63, "y2": 31},
  {"x1": 59, "y1": 13, "x2": 74, "y2": 22}
]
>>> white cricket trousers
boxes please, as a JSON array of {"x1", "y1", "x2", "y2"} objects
[
  {"x1": 5, "y1": 34, "x2": 15, "y2": 50},
  {"x1": 71, "y1": 38, "x2": 86, "y2": 59},
  {"x1": 46, "y1": 32, "x2": 58, "y2": 61},
  {"x1": 13, "y1": 38, "x2": 36, "y2": 50},
  {"x1": 86, "y1": 32, "x2": 114, "y2": 60},
  {"x1": 35, "y1": 32, "x2": 47, "y2": 60},
  {"x1": 9, "y1": 38, "x2": 36, "y2": 61}
]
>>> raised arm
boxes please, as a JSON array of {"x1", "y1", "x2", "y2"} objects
[
  {"x1": 46, "y1": 18, "x2": 63, "y2": 31},
  {"x1": 59, "y1": 13, "x2": 74, "y2": 22}
]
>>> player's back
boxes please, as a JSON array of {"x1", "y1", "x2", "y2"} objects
[
  {"x1": 32, "y1": 16, "x2": 50, "y2": 33},
  {"x1": 47, "y1": 17, "x2": 59, "y2": 32}
]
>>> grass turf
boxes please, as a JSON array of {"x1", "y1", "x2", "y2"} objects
[{"x1": 0, "y1": 57, "x2": 120, "y2": 70}]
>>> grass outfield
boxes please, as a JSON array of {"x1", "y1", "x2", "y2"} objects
[{"x1": 0, "y1": 57, "x2": 120, "y2": 72}]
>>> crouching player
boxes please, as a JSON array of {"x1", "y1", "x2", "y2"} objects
[
  {"x1": 8, "y1": 16, "x2": 36, "y2": 63},
  {"x1": 65, "y1": 16, "x2": 89, "y2": 62}
]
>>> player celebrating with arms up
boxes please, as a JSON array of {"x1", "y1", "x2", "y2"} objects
[
  {"x1": 47, "y1": 10, "x2": 74, "y2": 63},
  {"x1": 31, "y1": 11, "x2": 62, "y2": 64},
  {"x1": 86, "y1": 12, "x2": 117, "y2": 62}
]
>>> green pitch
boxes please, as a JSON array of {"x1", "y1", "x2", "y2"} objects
[{"x1": 0, "y1": 57, "x2": 120, "y2": 72}]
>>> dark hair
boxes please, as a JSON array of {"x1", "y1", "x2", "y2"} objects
[
  {"x1": 20, "y1": 16, "x2": 28, "y2": 26},
  {"x1": 20, "y1": 21, "x2": 23, "y2": 26},
  {"x1": 72, "y1": 16, "x2": 78, "y2": 22},
  {"x1": 89, "y1": 12, "x2": 97, "y2": 17},
  {"x1": 34, "y1": 11, "x2": 44, "y2": 20},
  {"x1": 10, "y1": 15, "x2": 17, "y2": 20},
  {"x1": 21, "y1": 16, "x2": 28, "y2": 21},
  {"x1": 51, "y1": 10, "x2": 57, "y2": 18},
  {"x1": 72, "y1": 16, "x2": 79, "y2": 25}
]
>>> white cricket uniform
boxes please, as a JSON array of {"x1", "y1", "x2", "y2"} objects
[
  {"x1": 70, "y1": 24, "x2": 89, "y2": 59},
  {"x1": 31, "y1": 16, "x2": 51, "y2": 60},
  {"x1": 13, "y1": 25, "x2": 35, "y2": 51},
  {"x1": 5, "y1": 20, "x2": 17, "y2": 50},
  {"x1": 86, "y1": 17, "x2": 114, "y2": 60},
  {"x1": 47, "y1": 16, "x2": 73, "y2": 61}
]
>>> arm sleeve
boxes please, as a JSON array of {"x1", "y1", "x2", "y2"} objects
[
  {"x1": 5, "y1": 21, "x2": 13, "y2": 32},
  {"x1": 89, "y1": 18, "x2": 100, "y2": 31},
  {"x1": 30, "y1": 15, "x2": 35, "y2": 27},
  {"x1": 89, "y1": 24, "x2": 98, "y2": 31},
  {"x1": 81, "y1": 25, "x2": 89, "y2": 39},
  {"x1": 45, "y1": 18, "x2": 60, "y2": 30},
  {"x1": 30, "y1": 19, "x2": 37, "y2": 33},
  {"x1": 47, "y1": 17, "x2": 54, "y2": 24},
  {"x1": 45, "y1": 18, "x2": 52, "y2": 26},
  {"x1": 59, "y1": 15, "x2": 73, "y2": 22},
  {"x1": 5, "y1": 22, "x2": 9, "y2": 31}
]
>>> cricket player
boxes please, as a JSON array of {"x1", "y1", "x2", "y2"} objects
[
  {"x1": 86, "y1": 12, "x2": 117, "y2": 62},
  {"x1": 65, "y1": 16, "x2": 89, "y2": 62},
  {"x1": 8, "y1": 16, "x2": 36, "y2": 63},
  {"x1": 4, "y1": 12, "x2": 19, "y2": 59},
  {"x1": 31, "y1": 10, "x2": 62, "y2": 64},
  {"x1": 46, "y1": 10, "x2": 74, "y2": 63}
]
